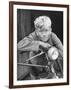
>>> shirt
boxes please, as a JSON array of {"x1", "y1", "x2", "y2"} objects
[
  {"x1": 17, "y1": 31, "x2": 63, "y2": 54},
  {"x1": 17, "y1": 31, "x2": 63, "y2": 79}
]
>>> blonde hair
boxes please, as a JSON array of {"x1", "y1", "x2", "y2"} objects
[{"x1": 34, "y1": 16, "x2": 52, "y2": 29}]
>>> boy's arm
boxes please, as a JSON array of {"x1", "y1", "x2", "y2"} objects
[
  {"x1": 52, "y1": 33, "x2": 63, "y2": 57},
  {"x1": 17, "y1": 32, "x2": 51, "y2": 52},
  {"x1": 17, "y1": 32, "x2": 40, "y2": 51}
]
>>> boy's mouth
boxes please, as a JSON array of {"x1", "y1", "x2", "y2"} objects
[{"x1": 40, "y1": 37, "x2": 49, "y2": 42}]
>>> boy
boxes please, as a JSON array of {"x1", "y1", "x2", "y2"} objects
[{"x1": 17, "y1": 16, "x2": 63, "y2": 80}]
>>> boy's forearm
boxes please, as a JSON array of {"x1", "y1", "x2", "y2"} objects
[
  {"x1": 17, "y1": 38, "x2": 51, "y2": 52},
  {"x1": 58, "y1": 49, "x2": 63, "y2": 58},
  {"x1": 18, "y1": 39, "x2": 39, "y2": 51},
  {"x1": 52, "y1": 33, "x2": 63, "y2": 58}
]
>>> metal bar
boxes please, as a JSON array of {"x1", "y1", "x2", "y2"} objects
[
  {"x1": 17, "y1": 63, "x2": 49, "y2": 68},
  {"x1": 25, "y1": 51, "x2": 44, "y2": 62}
]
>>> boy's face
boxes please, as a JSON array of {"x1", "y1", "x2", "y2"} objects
[{"x1": 35, "y1": 26, "x2": 52, "y2": 42}]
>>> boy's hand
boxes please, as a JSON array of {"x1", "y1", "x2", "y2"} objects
[
  {"x1": 39, "y1": 41, "x2": 51, "y2": 53},
  {"x1": 39, "y1": 41, "x2": 51, "y2": 49}
]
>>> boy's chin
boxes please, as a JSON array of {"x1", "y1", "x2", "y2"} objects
[{"x1": 41, "y1": 38, "x2": 48, "y2": 42}]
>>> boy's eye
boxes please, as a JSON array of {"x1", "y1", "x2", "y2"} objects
[
  {"x1": 45, "y1": 29, "x2": 49, "y2": 32},
  {"x1": 39, "y1": 25, "x2": 43, "y2": 29}
]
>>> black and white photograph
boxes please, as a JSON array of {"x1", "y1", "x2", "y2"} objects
[
  {"x1": 17, "y1": 9, "x2": 63, "y2": 80},
  {"x1": 9, "y1": 2, "x2": 69, "y2": 88}
]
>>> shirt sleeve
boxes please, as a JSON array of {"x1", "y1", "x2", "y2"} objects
[
  {"x1": 17, "y1": 32, "x2": 40, "y2": 52},
  {"x1": 51, "y1": 32, "x2": 63, "y2": 57}
]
